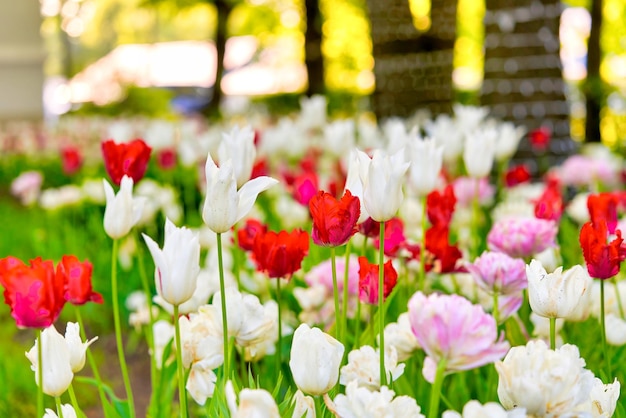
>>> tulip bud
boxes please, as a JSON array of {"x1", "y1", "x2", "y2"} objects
[
  {"x1": 25, "y1": 325, "x2": 73, "y2": 397},
  {"x1": 289, "y1": 324, "x2": 344, "y2": 396},
  {"x1": 103, "y1": 175, "x2": 143, "y2": 239},
  {"x1": 64, "y1": 322, "x2": 98, "y2": 373}
]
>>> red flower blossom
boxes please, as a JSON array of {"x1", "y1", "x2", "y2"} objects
[
  {"x1": 57, "y1": 255, "x2": 103, "y2": 305},
  {"x1": 534, "y1": 177, "x2": 563, "y2": 222},
  {"x1": 292, "y1": 171, "x2": 319, "y2": 206},
  {"x1": 61, "y1": 145, "x2": 83, "y2": 175},
  {"x1": 427, "y1": 185, "x2": 456, "y2": 228},
  {"x1": 101, "y1": 138, "x2": 152, "y2": 186},
  {"x1": 253, "y1": 229, "x2": 310, "y2": 279},
  {"x1": 358, "y1": 217, "x2": 381, "y2": 239},
  {"x1": 373, "y1": 217, "x2": 406, "y2": 257},
  {"x1": 579, "y1": 221, "x2": 625, "y2": 279},
  {"x1": 156, "y1": 148, "x2": 177, "y2": 170},
  {"x1": 358, "y1": 256, "x2": 398, "y2": 305},
  {"x1": 504, "y1": 164, "x2": 531, "y2": 187},
  {"x1": 0, "y1": 257, "x2": 66, "y2": 328},
  {"x1": 588, "y1": 193, "x2": 619, "y2": 234},
  {"x1": 309, "y1": 190, "x2": 360, "y2": 247},
  {"x1": 529, "y1": 126, "x2": 551, "y2": 152},
  {"x1": 425, "y1": 225, "x2": 464, "y2": 273},
  {"x1": 237, "y1": 219, "x2": 267, "y2": 252}
]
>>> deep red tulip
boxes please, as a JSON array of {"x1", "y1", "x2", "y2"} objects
[
  {"x1": 358, "y1": 256, "x2": 398, "y2": 305},
  {"x1": 426, "y1": 225, "x2": 464, "y2": 273},
  {"x1": 579, "y1": 221, "x2": 625, "y2": 279},
  {"x1": 309, "y1": 190, "x2": 360, "y2": 247},
  {"x1": 253, "y1": 229, "x2": 310, "y2": 279},
  {"x1": 61, "y1": 145, "x2": 83, "y2": 175},
  {"x1": 504, "y1": 164, "x2": 531, "y2": 187},
  {"x1": 101, "y1": 138, "x2": 152, "y2": 186},
  {"x1": 358, "y1": 217, "x2": 381, "y2": 239},
  {"x1": 529, "y1": 126, "x2": 551, "y2": 152},
  {"x1": 373, "y1": 217, "x2": 406, "y2": 257},
  {"x1": 534, "y1": 178, "x2": 563, "y2": 222},
  {"x1": 0, "y1": 257, "x2": 66, "y2": 328},
  {"x1": 237, "y1": 219, "x2": 267, "y2": 252},
  {"x1": 427, "y1": 185, "x2": 456, "y2": 228},
  {"x1": 292, "y1": 171, "x2": 319, "y2": 206},
  {"x1": 57, "y1": 255, "x2": 103, "y2": 305},
  {"x1": 156, "y1": 148, "x2": 177, "y2": 170},
  {"x1": 588, "y1": 193, "x2": 619, "y2": 235}
]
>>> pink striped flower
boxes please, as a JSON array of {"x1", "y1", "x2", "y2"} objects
[
  {"x1": 407, "y1": 292, "x2": 509, "y2": 383},
  {"x1": 465, "y1": 251, "x2": 527, "y2": 295},
  {"x1": 487, "y1": 217, "x2": 558, "y2": 259}
]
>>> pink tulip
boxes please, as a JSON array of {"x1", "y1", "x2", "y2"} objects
[
  {"x1": 487, "y1": 217, "x2": 558, "y2": 259},
  {"x1": 305, "y1": 256, "x2": 360, "y2": 295},
  {"x1": 465, "y1": 251, "x2": 527, "y2": 295},
  {"x1": 408, "y1": 292, "x2": 509, "y2": 383}
]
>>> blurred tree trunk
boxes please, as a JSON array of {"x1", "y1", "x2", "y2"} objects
[
  {"x1": 304, "y1": 0, "x2": 324, "y2": 96},
  {"x1": 204, "y1": 0, "x2": 232, "y2": 119},
  {"x1": 585, "y1": 0, "x2": 602, "y2": 142}
]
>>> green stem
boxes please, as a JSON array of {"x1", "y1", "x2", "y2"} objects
[
  {"x1": 331, "y1": 247, "x2": 341, "y2": 341},
  {"x1": 549, "y1": 317, "x2": 556, "y2": 350},
  {"x1": 137, "y1": 240, "x2": 158, "y2": 395},
  {"x1": 111, "y1": 238, "x2": 136, "y2": 418},
  {"x1": 471, "y1": 179, "x2": 480, "y2": 259},
  {"x1": 68, "y1": 384, "x2": 81, "y2": 416},
  {"x1": 419, "y1": 196, "x2": 427, "y2": 291},
  {"x1": 37, "y1": 328, "x2": 43, "y2": 418},
  {"x1": 75, "y1": 306, "x2": 108, "y2": 415},
  {"x1": 613, "y1": 277, "x2": 625, "y2": 319},
  {"x1": 378, "y1": 221, "x2": 386, "y2": 386},
  {"x1": 232, "y1": 224, "x2": 242, "y2": 290},
  {"x1": 492, "y1": 292, "x2": 499, "y2": 326},
  {"x1": 600, "y1": 280, "x2": 612, "y2": 377},
  {"x1": 354, "y1": 296, "x2": 361, "y2": 350},
  {"x1": 276, "y1": 277, "x2": 283, "y2": 370},
  {"x1": 173, "y1": 305, "x2": 188, "y2": 417},
  {"x1": 342, "y1": 241, "x2": 352, "y2": 348},
  {"x1": 216, "y1": 232, "x2": 230, "y2": 380},
  {"x1": 369, "y1": 304, "x2": 375, "y2": 347},
  {"x1": 56, "y1": 396, "x2": 65, "y2": 418},
  {"x1": 427, "y1": 359, "x2": 447, "y2": 418}
]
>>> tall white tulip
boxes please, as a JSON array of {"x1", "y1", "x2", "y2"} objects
[
  {"x1": 408, "y1": 136, "x2": 444, "y2": 196},
  {"x1": 526, "y1": 260, "x2": 591, "y2": 319},
  {"x1": 463, "y1": 128, "x2": 497, "y2": 179},
  {"x1": 218, "y1": 125, "x2": 257, "y2": 188},
  {"x1": 103, "y1": 175, "x2": 144, "y2": 239},
  {"x1": 226, "y1": 380, "x2": 280, "y2": 418},
  {"x1": 202, "y1": 153, "x2": 278, "y2": 233},
  {"x1": 358, "y1": 149, "x2": 410, "y2": 222},
  {"x1": 494, "y1": 122, "x2": 526, "y2": 162},
  {"x1": 344, "y1": 149, "x2": 369, "y2": 223},
  {"x1": 289, "y1": 324, "x2": 344, "y2": 396},
  {"x1": 25, "y1": 325, "x2": 74, "y2": 397},
  {"x1": 64, "y1": 322, "x2": 98, "y2": 373},
  {"x1": 143, "y1": 218, "x2": 201, "y2": 306},
  {"x1": 43, "y1": 404, "x2": 77, "y2": 418}
]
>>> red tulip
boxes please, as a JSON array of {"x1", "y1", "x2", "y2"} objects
[
  {"x1": 357, "y1": 256, "x2": 398, "y2": 305},
  {"x1": 588, "y1": 193, "x2": 619, "y2": 235},
  {"x1": 292, "y1": 171, "x2": 319, "y2": 206},
  {"x1": 57, "y1": 255, "x2": 103, "y2": 305},
  {"x1": 237, "y1": 219, "x2": 267, "y2": 252},
  {"x1": 309, "y1": 190, "x2": 360, "y2": 247},
  {"x1": 101, "y1": 138, "x2": 152, "y2": 186},
  {"x1": 534, "y1": 178, "x2": 563, "y2": 222},
  {"x1": 373, "y1": 217, "x2": 406, "y2": 257},
  {"x1": 0, "y1": 257, "x2": 66, "y2": 328},
  {"x1": 529, "y1": 126, "x2": 551, "y2": 152},
  {"x1": 425, "y1": 225, "x2": 464, "y2": 273},
  {"x1": 427, "y1": 185, "x2": 456, "y2": 228},
  {"x1": 253, "y1": 229, "x2": 310, "y2": 279},
  {"x1": 156, "y1": 148, "x2": 177, "y2": 170},
  {"x1": 579, "y1": 221, "x2": 625, "y2": 279},
  {"x1": 504, "y1": 164, "x2": 531, "y2": 187},
  {"x1": 61, "y1": 145, "x2": 83, "y2": 175},
  {"x1": 358, "y1": 217, "x2": 381, "y2": 239}
]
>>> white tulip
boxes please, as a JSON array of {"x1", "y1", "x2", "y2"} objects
[
  {"x1": 344, "y1": 149, "x2": 369, "y2": 223},
  {"x1": 340, "y1": 345, "x2": 404, "y2": 390},
  {"x1": 333, "y1": 380, "x2": 424, "y2": 418},
  {"x1": 526, "y1": 260, "x2": 591, "y2": 319},
  {"x1": 218, "y1": 125, "x2": 257, "y2": 188},
  {"x1": 143, "y1": 218, "x2": 200, "y2": 306},
  {"x1": 291, "y1": 390, "x2": 315, "y2": 418},
  {"x1": 43, "y1": 404, "x2": 77, "y2": 418},
  {"x1": 575, "y1": 377, "x2": 620, "y2": 417},
  {"x1": 64, "y1": 322, "x2": 97, "y2": 373},
  {"x1": 186, "y1": 357, "x2": 219, "y2": 405},
  {"x1": 384, "y1": 313, "x2": 420, "y2": 362},
  {"x1": 463, "y1": 128, "x2": 497, "y2": 178},
  {"x1": 443, "y1": 400, "x2": 526, "y2": 418},
  {"x1": 494, "y1": 121, "x2": 526, "y2": 162},
  {"x1": 408, "y1": 136, "x2": 444, "y2": 196},
  {"x1": 226, "y1": 380, "x2": 280, "y2": 418},
  {"x1": 25, "y1": 325, "x2": 74, "y2": 397},
  {"x1": 289, "y1": 324, "x2": 344, "y2": 396},
  {"x1": 103, "y1": 175, "x2": 144, "y2": 239},
  {"x1": 202, "y1": 153, "x2": 278, "y2": 233}
]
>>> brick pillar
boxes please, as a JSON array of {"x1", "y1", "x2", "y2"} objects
[{"x1": 0, "y1": 0, "x2": 44, "y2": 120}]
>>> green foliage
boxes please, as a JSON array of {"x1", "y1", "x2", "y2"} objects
[{"x1": 70, "y1": 87, "x2": 176, "y2": 118}]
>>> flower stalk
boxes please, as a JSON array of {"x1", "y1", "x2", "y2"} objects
[
  {"x1": 378, "y1": 221, "x2": 386, "y2": 386},
  {"x1": 173, "y1": 305, "x2": 188, "y2": 417},
  {"x1": 428, "y1": 358, "x2": 447, "y2": 418},
  {"x1": 330, "y1": 247, "x2": 341, "y2": 340},
  {"x1": 216, "y1": 232, "x2": 230, "y2": 380},
  {"x1": 37, "y1": 328, "x2": 43, "y2": 418}
]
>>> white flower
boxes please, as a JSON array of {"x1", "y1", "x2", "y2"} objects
[
  {"x1": 298, "y1": 95, "x2": 327, "y2": 130},
  {"x1": 152, "y1": 320, "x2": 175, "y2": 368},
  {"x1": 463, "y1": 128, "x2": 496, "y2": 178},
  {"x1": 290, "y1": 324, "x2": 344, "y2": 396},
  {"x1": 494, "y1": 121, "x2": 526, "y2": 161},
  {"x1": 103, "y1": 175, "x2": 144, "y2": 239},
  {"x1": 25, "y1": 325, "x2": 74, "y2": 397},
  {"x1": 408, "y1": 136, "x2": 443, "y2": 196},
  {"x1": 186, "y1": 357, "x2": 219, "y2": 405},
  {"x1": 340, "y1": 345, "x2": 405, "y2": 390},
  {"x1": 575, "y1": 377, "x2": 621, "y2": 418},
  {"x1": 43, "y1": 404, "x2": 77, "y2": 418},
  {"x1": 344, "y1": 149, "x2": 369, "y2": 223},
  {"x1": 291, "y1": 390, "x2": 315, "y2": 418},
  {"x1": 424, "y1": 114, "x2": 464, "y2": 164},
  {"x1": 566, "y1": 192, "x2": 591, "y2": 225},
  {"x1": 358, "y1": 149, "x2": 410, "y2": 222},
  {"x1": 226, "y1": 380, "x2": 280, "y2": 418},
  {"x1": 64, "y1": 322, "x2": 97, "y2": 373},
  {"x1": 384, "y1": 313, "x2": 420, "y2": 362},
  {"x1": 443, "y1": 400, "x2": 526, "y2": 418},
  {"x1": 496, "y1": 340, "x2": 595, "y2": 416},
  {"x1": 143, "y1": 218, "x2": 200, "y2": 306},
  {"x1": 526, "y1": 260, "x2": 591, "y2": 319},
  {"x1": 202, "y1": 153, "x2": 278, "y2": 233},
  {"x1": 333, "y1": 380, "x2": 424, "y2": 418},
  {"x1": 324, "y1": 119, "x2": 355, "y2": 156},
  {"x1": 178, "y1": 306, "x2": 223, "y2": 369},
  {"x1": 605, "y1": 314, "x2": 626, "y2": 346},
  {"x1": 218, "y1": 124, "x2": 257, "y2": 188},
  {"x1": 453, "y1": 104, "x2": 489, "y2": 133}
]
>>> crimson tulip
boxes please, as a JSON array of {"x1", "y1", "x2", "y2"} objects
[
  {"x1": 579, "y1": 221, "x2": 625, "y2": 279},
  {"x1": 57, "y1": 255, "x2": 103, "y2": 305},
  {"x1": 253, "y1": 229, "x2": 309, "y2": 279},
  {"x1": 61, "y1": 145, "x2": 83, "y2": 175},
  {"x1": 309, "y1": 190, "x2": 360, "y2": 247},
  {"x1": 373, "y1": 217, "x2": 406, "y2": 257},
  {"x1": 427, "y1": 185, "x2": 456, "y2": 228},
  {"x1": 504, "y1": 164, "x2": 531, "y2": 187},
  {"x1": 0, "y1": 257, "x2": 66, "y2": 328},
  {"x1": 588, "y1": 192, "x2": 619, "y2": 235},
  {"x1": 425, "y1": 225, "x2": 465, "y2": 273},
  {"x1": 357, "y1": 256, "x2": 397, "y2": 305},
  {"x1": 101, "y1": 138, "x2": 152, "y2": 186},
  {"x1": 237, "y1": 219, "x2": 268, "y2": 252},
  {"x1": 529, "y1": 126, "x2": 551, "y2": 152},
  {"x1": 534, "y1": 177, "x2": 563, "y2": 222}
]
